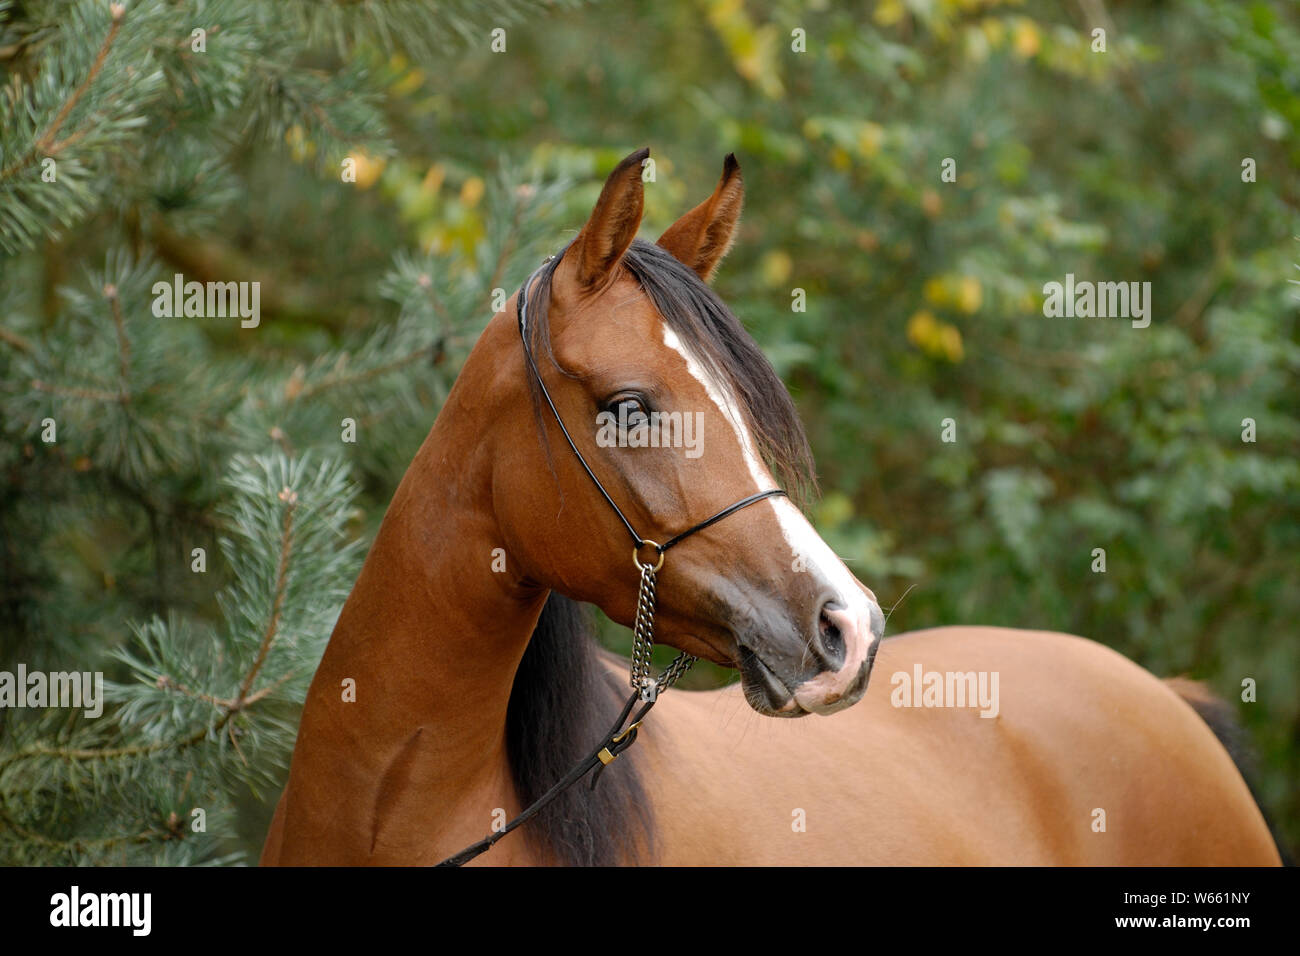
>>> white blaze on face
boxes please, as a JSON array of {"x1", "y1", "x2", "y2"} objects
[{"x1": 661, "y1": 326, "x2": 880, "y2": 706}]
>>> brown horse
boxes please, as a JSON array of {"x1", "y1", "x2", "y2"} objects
[{"x1": 261, "y1": 149, "x2": 1281, "y2": 866}]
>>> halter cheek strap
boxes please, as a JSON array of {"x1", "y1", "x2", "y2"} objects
[
  {"x1": 516, "y1": 260, "x2": 787, "y2": 562},
  {"x1": 434, "y1": 257, "x2": 787, "y2": 867}
]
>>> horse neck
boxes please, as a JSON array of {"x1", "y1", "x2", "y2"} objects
[{"x1": 288, "y1": 318, "x2": 547, "y2": 861}]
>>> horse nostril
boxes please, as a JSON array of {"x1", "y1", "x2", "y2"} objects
[{"x1": 817, "y1": 603, "x2": 846, "y2": 669}]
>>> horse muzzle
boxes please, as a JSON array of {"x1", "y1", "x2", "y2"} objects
[{"x1": 737, "y1": 596, "x2": 884, "y2": 717}]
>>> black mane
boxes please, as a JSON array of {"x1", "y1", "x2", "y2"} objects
[
  {"x1": 505, "y1": 594, "x2": 651, "y2": 865},
  {"x1": 505, "y1": 237, "x2": 816, "y2": 865}
]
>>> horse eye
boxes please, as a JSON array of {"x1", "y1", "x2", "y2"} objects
[{"x1": 608, "y1": 396, "x2": 649, "y2": 426}]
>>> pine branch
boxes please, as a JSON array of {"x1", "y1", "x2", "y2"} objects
[
  {"x1": 0, "y1": 452, "x2": 361, "y2": 862},
  {"x1": 235, "y1": 490, "x2": 294, "y2": 704},
  {"x1": 0, "y1": 4, "x2": 124, "y2": 181},
  {"x1": 0, "y1": 2, "x2": 165, "y2": 253},
  {"x1": 104, "y1": 283, "x2": 131, "y2": 388},
  {"x1": 30, "y1": 378, "x2": 127, "y2": 403},
  {"x1": 287, "y1": 346, "x2": 434, "y2": 403},
  {"x1": 0, "y1": 324, "x2": 35, "y2": 353}
]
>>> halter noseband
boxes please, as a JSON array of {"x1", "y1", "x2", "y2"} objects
[{"x1": 434, "y1": 255, "x2": 787, "y2": 866}]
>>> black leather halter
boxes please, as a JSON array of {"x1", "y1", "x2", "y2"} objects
[{"x1": 435, "y1": 256, "x2": 786, "y2": 867}]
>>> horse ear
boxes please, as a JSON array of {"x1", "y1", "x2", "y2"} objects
[
  {"x1": 569, "y1": 147, "x2": 649, "y2": 291},
  {"x1": 656, "y1": 153, "x2": 744, "y2": 282}
]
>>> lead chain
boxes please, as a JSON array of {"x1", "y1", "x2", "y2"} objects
[{"x1": 629, "y1": 561, "x2": 697, "y2": 700}]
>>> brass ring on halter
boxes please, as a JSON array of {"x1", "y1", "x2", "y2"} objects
[{"x1": 633, "y1": 540, "x2": 665, "y2": 572}]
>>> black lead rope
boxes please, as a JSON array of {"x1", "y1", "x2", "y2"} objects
[
  {"x1": 435, "y1": 688, "x2": 652, "y2": 867},
  {"x1": 433, "y1": 256, "x2": 786, "y2": 867}
]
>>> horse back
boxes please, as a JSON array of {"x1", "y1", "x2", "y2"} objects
[{"x1": 641, "y1": 626, "x2": 1281, "y2": 865}]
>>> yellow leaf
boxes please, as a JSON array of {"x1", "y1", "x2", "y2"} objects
[
  {"x1": 1012, "y1": 18, "x2": 1040, "y2": 58},
  {"x1": 857, "y1": 122, "x2": 884, "y2": 158},
  {"x1": 422, "y1": 163, "x2": 446, "y2": 195},
  {"x1": 391, "y1": 69, "x2": 425, "y2": 97},
  {"x1": 816, "y1": 490, "x2": 854, "y2": 530},
  {"x1": 981, "y1": 18, "x2": 1005, "y2": 48},
  {"x1": 874, "y1": 0, "x2": 905, "y2": 27},
  {"x1": 418, "y1": 223, "x2": 447, "y2": 255},
  {"x1": 908, "y1": 310, "x2": 964, "y2": 363},
  {"x1": 907, "y1": 309, "x2": 938, "y2": 347},
  {"x1": 459, "y1": 176, "x2": 485, "y2": 207},
  {"x1": 761, "y1": 250, "x2": 793, "y2": 286},
  {"x1": 957, "y1": 276, "x2": 982, "y2": 313},
  {"x1": 939, "y1": 323, "x2": 965, "y2": 362},
  {"x1": 349, "y1": 152, "x2": 386, "y2": 190},
  {"x1": 923, "y1": 277, "x2": 950, "y2": 306}
]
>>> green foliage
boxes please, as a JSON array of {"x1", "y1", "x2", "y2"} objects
[
  {"x1": 0, "y1": 0, "x2": 578, "y2": 252},
  {"x1": 0, "y1": 452, "x2": 358, "y2": 864},
  {"x1": 1, "y1": 0, "x2": 1297, "y2": 861}
]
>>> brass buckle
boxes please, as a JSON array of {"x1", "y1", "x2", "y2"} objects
[
  {"x1": 612, "y1": 720, "x2": 642, "y2": 744},
  {"x1": 633, "y1": 540, "x2": 665, "y2": 572},
  {"x1": 599, "y1": 718, "x2": 644, "y2": 766}
]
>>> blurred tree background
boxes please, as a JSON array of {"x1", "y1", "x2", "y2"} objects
[{"x1": 0, "y1": 0, "x2": 1296, "y2": 863}]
